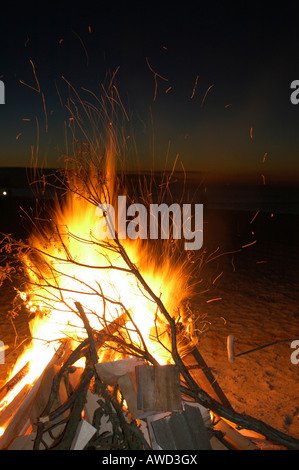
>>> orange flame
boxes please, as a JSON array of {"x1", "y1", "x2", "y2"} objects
[{"x1": 0, "y1": 90, "x2": 195, "y2": 433}]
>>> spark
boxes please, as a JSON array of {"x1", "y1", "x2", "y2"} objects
[
  {"x1": 250, "y1": 210, "x2": 260, "y2": 224},
  {"x1": 146, "y1": 57, "x2": 168, "y2": 102},
  {"x1": 165, "y1": 86, "x2": 172, "y2": 94},
  {"x1": 250, "y1": 127, "x2": 253, "y2": 139},
  {"x1": 261, "y1": 174, "x2": 266, "y2": 185},
  {"x1": 212, "y1": 271, "x2": 223, "y2": 285},
  {"x1": 58, "y1": 39, "x2": 64, "y2": 44},
  {"x1": 206, "y1": 298, "x2": 222, "y2": 303},
  {"x1": 72, "y1": 30, "x2": 89, "y2": 66},
  {"x1": 88, "y1": 25, "x2": 92, "y2": 33},
  {"x1": 64, "y1": 121, "x2": 68, "y2": 157},
  {"x1": 190, "y1": 75, "x2": 199, "y2": 99},
  {"x1": 113, "y1": 85, "x2": 129, "y2": 121},
  {"x1": 200, "y1": 84, "x2": 214, "y2": 107},
  {"x1": 42, "y1": 92, "x2": 48, "y2": 133},
  {"x1": 16, "y1": 132, "x2": 22, "y2": 140},
  {"x1": 225, "y1": 103, "x2": 232, "y2": 108},
  {"x1": 22, "y1": 118, "x2": 31, "y2": 121},
  {"x1": 54, "y1": 79, "x2": 64, "y2": 108},
  {"x1": 262, "y1": 152, "x2": 267, "y2": 163},
  {"x1": 242, "y1": 240, "x2": 257, "y2": 249},
  {"x1": 108, "y1": 66, "x2": 120, "y2": 90},
  {"x1": 19, "y1": 59, "x2": 40, "y2": 93},
  {"x1": 25, "y1": 35, "x2": 29, "y2": 47},
  {"x1": 33, "y1": 116, "x2": 40, "y2": 166}
]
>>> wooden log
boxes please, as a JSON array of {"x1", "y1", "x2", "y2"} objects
[
  {"x1": 30, "y1": 364, "x2": 69, "y2": 435},
  {"x1": 227, "y1": 335, "x2": 235, "y2": 362},
  {"x1": 8, "y1": 431, "x2": 53, "y2": 450},
  {"x1": 150, "y1": 404, "x2": 212, "y2": 450},
  {"x1": 137, "y1": 419, "x2": 151, "y2": 447},
  {"x1": 182, "y1": 401, "x2": 211, "y2": 429},
  {"x1": 70, "y1": 419, "x2": 97, "y2": 450},
  {"x1": 0, "y1": 384, "x2": 31, "y2": 430},
  {"x1": 0, "y1": 340, "x2": 71, "y2": 450},
  {"x1": 8, "y1": 432, "x2": 36, "y2": 450},
  {"x1": 0, "y1": 362, "x2": 30, "y2": 403},
  {"x1": 84, "y1": 390, "x2": 100, "y2": 424},
  {"x1": 95, "y1": 357, "x2": 145, "y2": 386},
  {"x1": 210, "y1": 435, "x2": 229, "y2": 450},
  {"x1": 136, "y1": 364, "x2": 181, "y2": 412},
  {"x1": 146, "y1": 412, "x2": 171, "y2": 450},
  {"x1": 190, "y1": 346, "x2": 232, "y2": 409},
  {"x1": 118, "y1": 373, "x2": 144, "y2": 420},
  {"x1": 213, "y1": 419, "x2": 259, "y2": 450}
]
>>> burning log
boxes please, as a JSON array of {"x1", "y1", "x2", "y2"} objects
[
  {"x1": 0, "y1": 362, "x2": 30, "y2": 403},
  {"x1": 212, "y1": 419, "x2": 258, "y2": 450},
  {"x1": 0, "y1": 383, "x2": 31, "y2": 433},
  {"x1": 0, "y1": 340, "x2": 71, "y2": 450}
]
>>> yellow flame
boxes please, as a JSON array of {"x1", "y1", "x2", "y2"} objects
[{"x1": 1, "y1": 147, "x2": 193, "y2": 429}]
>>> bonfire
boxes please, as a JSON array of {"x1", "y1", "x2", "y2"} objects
[{"x1": 0, "y1": 83, "x2": 298, "y2": 450}]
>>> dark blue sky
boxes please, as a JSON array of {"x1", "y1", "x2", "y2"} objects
[{"x1": 0, "y1": 1, "x2": 299, "y2": 181}]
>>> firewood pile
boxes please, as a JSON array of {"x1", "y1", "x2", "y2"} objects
[
  {"x1": 1, "y1": 309, "x2": 298, "y2": 451},
  {"x1": 0, "y1": 344, "x2": 253, "y2": 450}
]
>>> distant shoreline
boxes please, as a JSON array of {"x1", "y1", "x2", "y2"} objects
[
  {"x1": 0, "y1": 167, "x2": 298, "y2": 216},
  {"x1": 0, "y1": 166, "x2": 298, "y2": 186}
]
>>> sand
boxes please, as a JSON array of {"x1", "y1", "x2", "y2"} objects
[{"x1": 190, "y1": 209, "x2": 299, "y2": 440}]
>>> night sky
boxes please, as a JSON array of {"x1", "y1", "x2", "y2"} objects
[{"x1": 0, "y1": 1, "x2": 299, "y2": 181}]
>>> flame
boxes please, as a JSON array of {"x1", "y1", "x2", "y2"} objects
[
  {"x1": 21, "y1": 185, "x2": 187, "y2": 365},
  {"x1": 0, "y1": 98, "x2": 195, "y2": 435}
]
